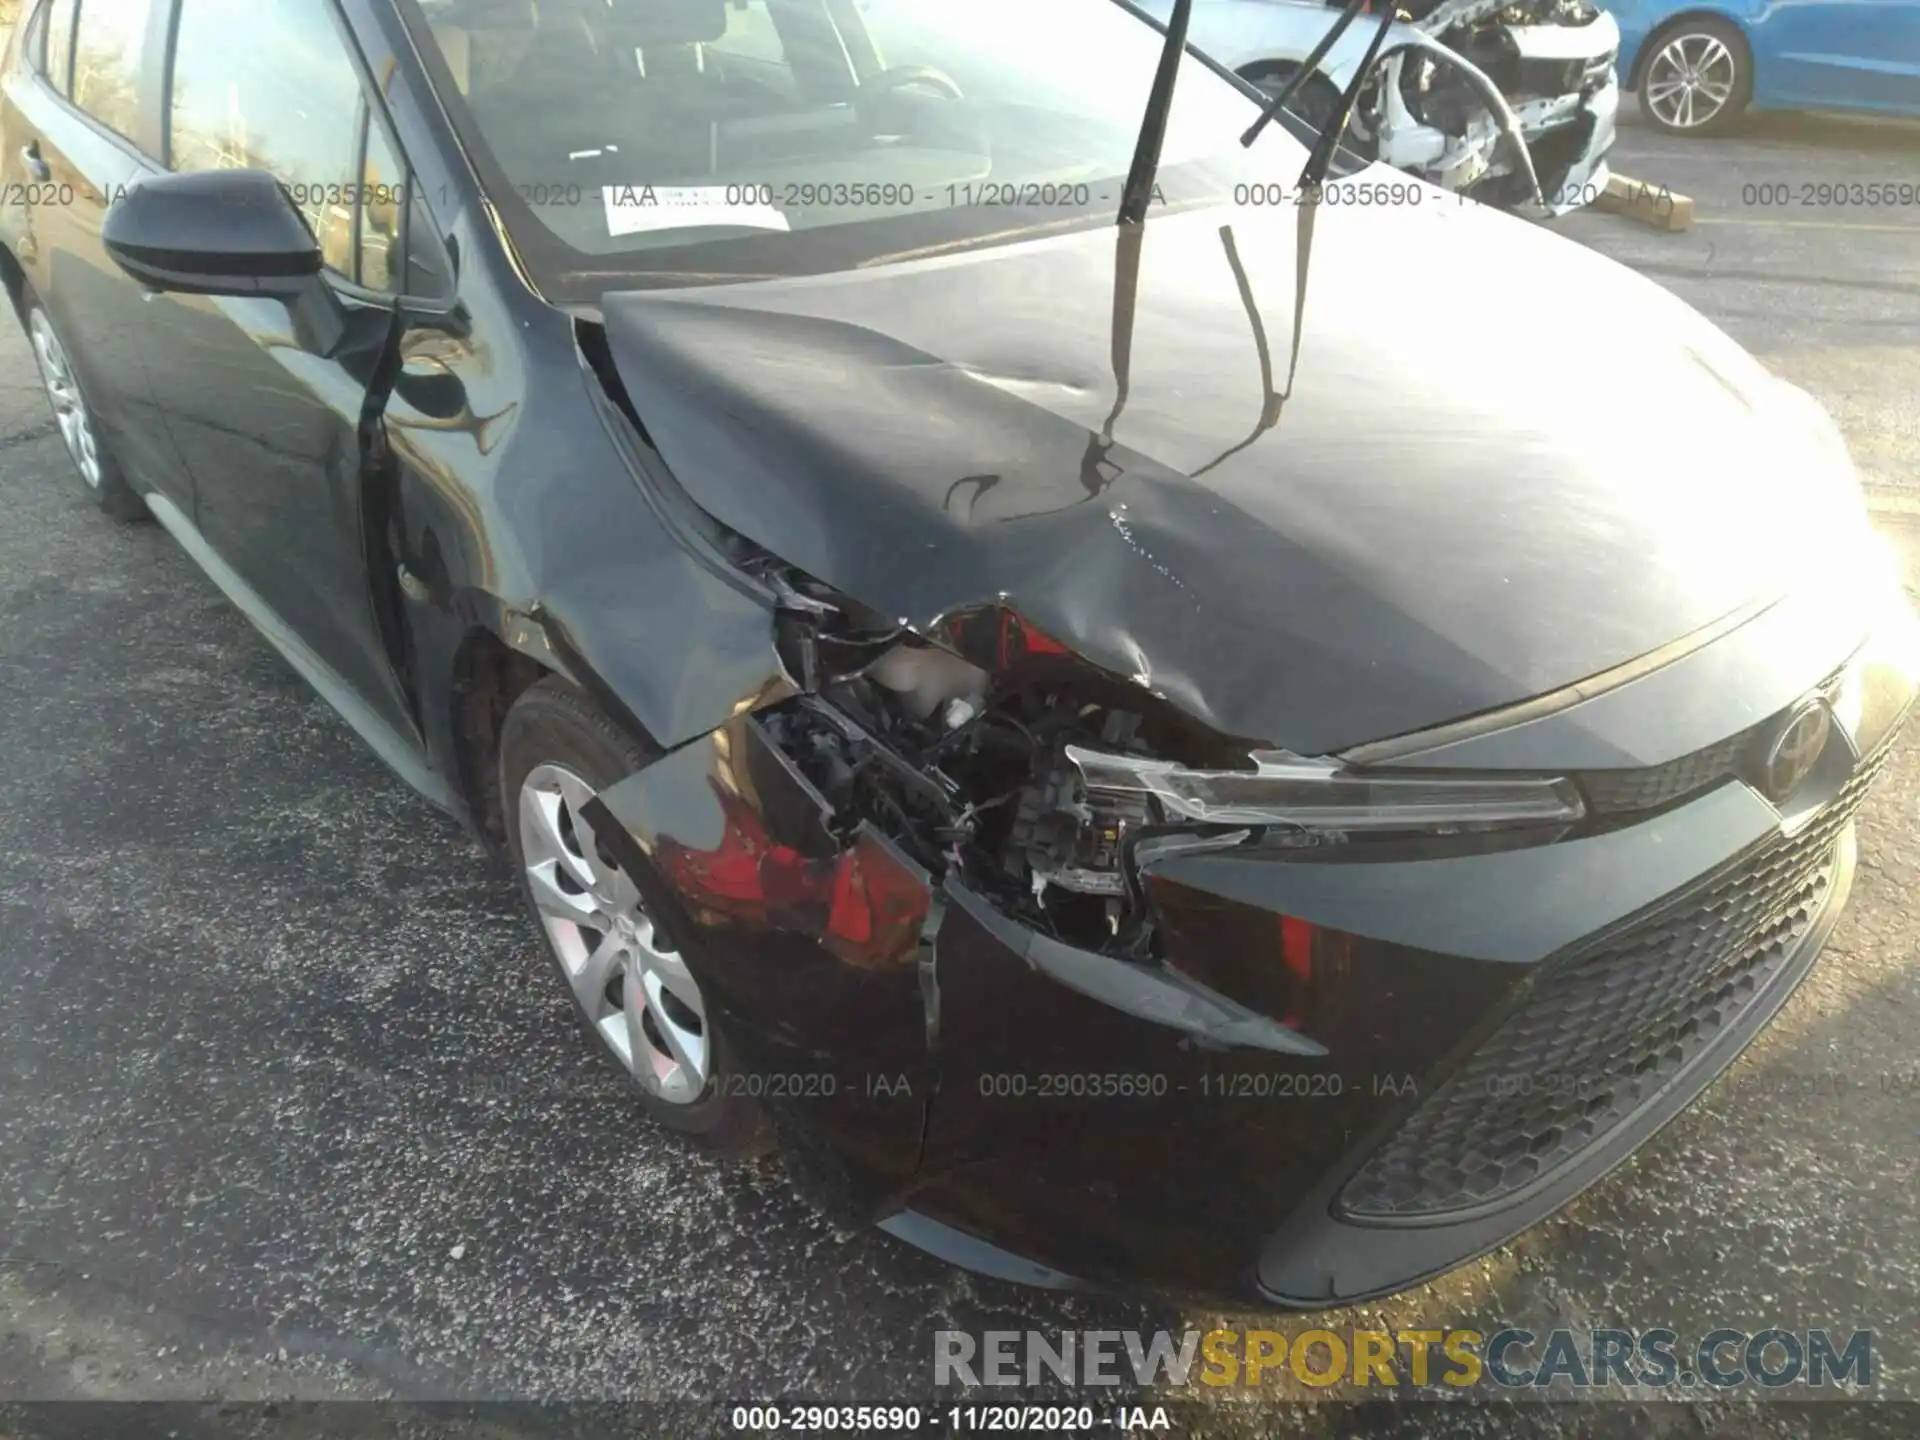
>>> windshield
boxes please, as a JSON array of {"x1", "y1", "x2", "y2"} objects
[{"x1": 405, "y1": 0, "x2": 1317, "y2": 297}]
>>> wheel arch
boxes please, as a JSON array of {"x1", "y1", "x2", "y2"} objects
[
  {"x1": 1237, "y1": 57, "x2": 1305, "y2": 80},
  {"x1": 1238, "y1": 52, "x2": 1357, "y2": 94},
  {"x1": 437, "y1": 606, "x2": 673, "y2": 860},
  {"x1": 393, "y1": 315, "x2": 794, "y2": 858},
  {"x1": 446, "y1": 622, "x2": 553, "y2": 857}
]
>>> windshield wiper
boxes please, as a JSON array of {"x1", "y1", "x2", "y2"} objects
[
  {"x1": 1119, "y1": 0, "x2": 1193, "y2": 225},
  {"x1": 1121, "y1": 0, "x2": 1399, "y2": 224},
  {"x1": 1239, "y1": 0, "x2": 1401, "y2": 191}
]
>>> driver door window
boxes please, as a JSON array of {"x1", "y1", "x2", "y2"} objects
[
  {"x1": 41, "y1": 0, "x2": 78, "y2": 94},
  {"x1": 168, "y1": 0, "x2": 406, "y2": 291},
  {"x1": 71, "y1": 0, "x2": 155, "y2": 141}
]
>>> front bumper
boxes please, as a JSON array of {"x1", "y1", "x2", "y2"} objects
[
  {"x1": 1376, "y1": 60, "x2": 1618, "y2": 216},
  {"x1": 1450, "y1": 12, "x2": 1622, "y2": 216},
  {"x1": 1263, "y1": 782, "x2": 1864, "y2": 1303},
  {"x1": 589, "y1": 587, "x2": 1918, "y2": 1308},
  {"x1": 1520, "y1": 73, "x2": 1618, "y2": 216},
  {"x1": 1504, "y1": 12, "x2": 1621, "y2": 216}
]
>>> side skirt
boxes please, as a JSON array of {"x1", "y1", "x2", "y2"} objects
[{"x1": 877, "y1": 1211, "x2": 1087, "y2": 1292}]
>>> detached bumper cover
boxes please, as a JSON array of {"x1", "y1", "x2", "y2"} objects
[
  {"x1": 1411, "y1": 10, "x2": 1619, "y2": 214},
  {"x1": 1505, "y1": 14, "x2": 1621, "y2": 214},
  {"x1": 1523, "y1": 75, "x2": 1617, "y2": 215}
]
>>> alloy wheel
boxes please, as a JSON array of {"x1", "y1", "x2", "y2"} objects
[
  {"x1": 1644, "y1": 33, "x2": 1739, "y2": 131},
  {"x1": 29, "y1": 308, "x2": 103, "y2": 490},
  {"x1": 517, "y1": 761, "x2": 710, "y2": 1104}
]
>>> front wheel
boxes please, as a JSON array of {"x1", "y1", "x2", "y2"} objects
[
  {"x1": 499, "y1": 676, "x2": 771, "y2": 1157},
  {"x1": 1638, "y1": 19, "x2": 1752, "y2": 136}
]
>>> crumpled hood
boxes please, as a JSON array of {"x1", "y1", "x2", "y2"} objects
[
  {"x1": 1414, "y1": 0, "x2": 1599, "y2": 28},
  {"x1": 599, "y1": 190, "x2": 1869, "y2": 755}
]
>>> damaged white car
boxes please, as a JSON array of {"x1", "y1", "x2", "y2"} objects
[{"x1": 1131, "y1": 0, "x2": 1621, "y2": 215}]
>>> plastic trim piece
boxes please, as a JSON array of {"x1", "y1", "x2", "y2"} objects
[
  {"x1": 943, "y1": 879, "x2": 1328, "y2": 1057},
  {"x1": 877, "y1": 1211, "x2": 1086, "y2": 1291}
]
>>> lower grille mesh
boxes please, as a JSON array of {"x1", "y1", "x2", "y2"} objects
[{"x1": 1339, "y1": 742, "x2": 1892, "y2": 1220}]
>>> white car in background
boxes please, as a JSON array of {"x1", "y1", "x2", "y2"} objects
[{"x1": 1131, "y1": 0, "x2": 1621, "y2": 215}]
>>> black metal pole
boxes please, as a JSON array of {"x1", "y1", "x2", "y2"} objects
[{"x1": 1119, "y1": 0, "x2": 1194, "y2": 226}]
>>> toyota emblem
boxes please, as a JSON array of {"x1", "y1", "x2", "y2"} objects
[{"x1": 1761, "y1": 700, "x2": 1833, "y2": 803}]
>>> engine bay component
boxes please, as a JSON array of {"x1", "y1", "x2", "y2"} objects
[
  {"x1": 1400, "y1": 50, "x2": 1496, "y2": 134},
  {"x1": 1298, "y1": 0, "x2": 1615, "y2": 215},
  {"x1": 868, "y1": 643, "x2": 988, "y2": 723},
  {"x1": 757, "y1": 654, "x2": 1185, "y2": 954},
  {"x1": 1005, "y1": 733, "x2": 1152, "y2": 901}
]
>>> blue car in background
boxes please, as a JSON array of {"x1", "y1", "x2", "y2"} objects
[{"x1": 1611, "y1": 1, "x2": 1920, "y2": 134}]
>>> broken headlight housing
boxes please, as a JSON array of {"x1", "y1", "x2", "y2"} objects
[
  {"x1": 1066, "y1": 746, "x2": 1586, "y2": 832},
  {"x1": 751, "y1": 573, "x2": 1587, "y2": 957}
]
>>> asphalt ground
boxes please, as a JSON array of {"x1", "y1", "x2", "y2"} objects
[{"x1": 0, "y1": 106, "x2": 1918, "y2": 1438}]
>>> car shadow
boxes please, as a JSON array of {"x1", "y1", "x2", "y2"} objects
[{"x1": 1621, "y1": 102, "x2": 1920, "y2": 153}]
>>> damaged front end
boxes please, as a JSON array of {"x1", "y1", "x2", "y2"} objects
[
  {"x1": 581, "y1": 552, "x2": 1592, "y2": 1288},
  {"x1": 537, "y1": 15, "x2": 1907, "y2": 1285},
  {"x1": 578, "y1": 553, "x2": 1912, "y2": 1303},
  {"x1": 1369, "y1": 0, "x2": 1620, "y2": 215}
]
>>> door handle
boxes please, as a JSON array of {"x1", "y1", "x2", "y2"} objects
[{"x1": 20, "y1": 143, "x2": 51, "y2": 182}]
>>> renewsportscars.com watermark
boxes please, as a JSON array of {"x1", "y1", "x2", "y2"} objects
[{"x1": 934, "y1": 1327, "x2": 1875, "y2": 1392}]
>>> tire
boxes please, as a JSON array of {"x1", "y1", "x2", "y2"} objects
[
  {"x1": 23, "y1": 289, "x2": 146, "y2": 521},
  {"x1": 1240, "y1": 61, "x2": 1345, "y2": 138},
  {"x1": 1637, "y1": 17, "x2": 1752, "y2": 136},
  {"x1": 499, "y1": 676, "x2": 772, "y2": 1157}
]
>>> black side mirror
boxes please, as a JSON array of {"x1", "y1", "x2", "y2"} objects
[
  {"x1": 103, "y1": 168, "x2": 322, "y2": 296},
  {"x1": 104, "y1": 168, "x2": 350, "y2": 353}
]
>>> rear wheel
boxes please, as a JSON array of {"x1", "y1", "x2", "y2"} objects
[
  {"x1": 1638, "y1": 18, "x2": 1752, "y2": 136},
  {"x1": 25, "y1": 294, "x2": 145, "y2": 521},
  {"x1": 499, "y1": 677, "x2": 771, "y2": 1157}
]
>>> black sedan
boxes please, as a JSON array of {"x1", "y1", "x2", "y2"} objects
[{"x1": 3, "y1": 0, "x2": 1914, "y2": 1309}]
